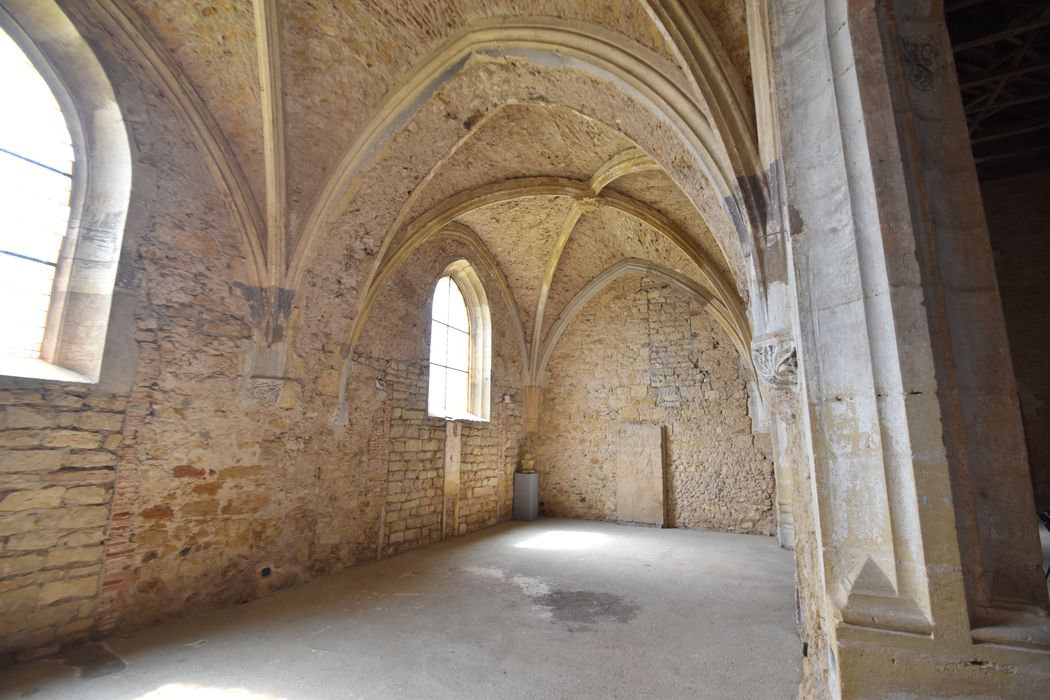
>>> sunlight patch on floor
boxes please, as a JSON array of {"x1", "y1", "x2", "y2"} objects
[
  {"x1": 135, "y1": 684, "x2": 285, "y2": 700},
  {"x1": 513, "y1": 530, "x2": 609, "y2": 550}
]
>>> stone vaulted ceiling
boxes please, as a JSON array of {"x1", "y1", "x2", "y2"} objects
[
  {"x1": 77, "y1": 0, "x2": 759, "y2": 376},
  {"x1": 389, "y1": 100, "x2": 749, "y2": 381}
]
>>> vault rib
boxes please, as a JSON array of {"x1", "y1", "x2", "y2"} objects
[
  {"x1": 528, "y1": 199, "x2": 592, "y2": 374},
  {"x1": 351, "y1": 175, "x2": 749, "y2": 388},
  {"x1": 286, "y1": 17, "x2": 753, "y2": 292},
  {"x1": 87, "y1": 0, "x2": 267, "y2": 287},
  {"x1": 253, "y1": 0, "x2": 286, "y2": 286},
  {"x1": 587, "y1": 148, "x2": 661, "y2": 194},
  {"x1": 530, "y1": 149, "x2": 660, "y2": 376}
]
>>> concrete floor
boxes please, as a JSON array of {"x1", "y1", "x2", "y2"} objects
[{"x1": 0, "y1": 519, "x2": 801, "y2": 700}]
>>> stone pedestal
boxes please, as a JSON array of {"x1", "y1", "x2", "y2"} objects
[{"x1": 513, "y1": 472, "x2": 539, "y2": 521}]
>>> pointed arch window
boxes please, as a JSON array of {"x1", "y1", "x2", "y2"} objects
[
  {"x1": 0, "y1": 26, "x2": 73, "y2": 360},
  {"x1": 0, "y1": 5, "x2": 131, "y2": 383},
  {"x1": 428, "y1": 261, "x2": 491, "y2": 421}
]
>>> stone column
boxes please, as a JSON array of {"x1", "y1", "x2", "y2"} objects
[
  {"x1": 887, "y1": 0, "x2": 1047, "y2": 628},
  {"x1": 765, "y1": 0, "x2": 1047, "y2": 694},
  {"x1": 742, "y1": 0, "x2": 808, "y2": 554},
  {"x1": 522, "y1": 385, "x2": 542, "y2": 433}
]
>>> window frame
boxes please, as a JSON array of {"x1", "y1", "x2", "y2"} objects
[
  {"x1": 428, "y1": 274, "x2": 472, "y2": 416},
  {"x1": 0, "y1": 2, "x2": 132, "y2": 385},
  {"x1": 427, "y1": 260, "x2": 491, "y2": 422}
]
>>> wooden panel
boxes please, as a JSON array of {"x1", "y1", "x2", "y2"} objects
[{"x1": 613, "y1": 423, "x2": 665, "y2": 526}]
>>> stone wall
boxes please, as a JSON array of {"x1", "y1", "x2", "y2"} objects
[
  {"x1": 0, "y1": 0, "x2": 804, "y2": 680},
  {"x1": 345, "y1": 238, "x2": 525, "y2": 559},
  {"x1": 981, "y1": 169, "x2": 1050, "y2": 512},
  {"x1": 0, "y1": 383, "x2": 124, "y2": 658},
  {"x1": 536, "y1": 275, "x2": 775, "y2": 534},
  {"x1": 460, "y1": 409, "x2": 518, "y2": 534},
  {"x1": 365, "y1": 358, "x2": 447, "y2": 556},
  {"x1": 1, "y1": 11, "x2": 530, "y2": 660},
  {"x1": 347, "y1": 354, "x2": 519, "y2": 558},
  {"x1": 1, "y1": 236, "x2": 526, "y2": 666}
]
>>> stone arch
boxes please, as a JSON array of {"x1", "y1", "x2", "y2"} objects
[
  {"x1": 344, "y1": 176, "x2": 750, "y2": 385},
  {"x1": 288, "y1": 18, "x2": 765, "y2": 299},
  {"x1": 74, "y1": 0, "x2": 267, "y2": 287},
  {"x1": 351, "y1": 222, "x2": 529, "y2": 383},
  {"x1": 0, "y1": 0, "x2": 132, "y2": 382},
  {"x1": 536, "y1": 258, "x2": 751, "y2": 386},
  {"x1": 334, "y1": 223, "x2": 530, "y2": 423}
]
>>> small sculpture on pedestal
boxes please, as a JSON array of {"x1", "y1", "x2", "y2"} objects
[
  {"x1": 519, "y1": 448, "x2": 536, "y2": 474},
  {"x1": 513, "y1": 444, "x2": 539, "y2": 520}
]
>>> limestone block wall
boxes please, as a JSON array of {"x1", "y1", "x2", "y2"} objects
[
  {"x1": 347, "y1": 353, "x2": 520, "y2": 558},
  {"x1": 0, "y1": 384, "x2": 124, "y2": 656},
  {"x1": 536, "y1": 275, "x2": 774, "y2": 534},
  {"x1": 0, "y1": 220, "x2": 526, "y2": 665},
  {"x1": 365, "y1": 358, "x2": 447, "y2": 555},
  {"x1": 0, "y1": 0, "x2": 749, "y2": 667},
  {"x1": 981, "y1": 169, "x2": 1050, "y2": 512},
  {"x1": 460, "y1": 410, "x2": 518, "y2": 534},
  {"x1": 343, "y1": 238, "x2": 526, "y2": 560},
  {"x1": 0, "y1": 19, "x2": 517, "y2": 662}
]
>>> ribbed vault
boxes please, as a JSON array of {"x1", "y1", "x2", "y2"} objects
[
  {"x1": 73, "y1": 1, "x2": 763, "y2": 301},
  {"x1": 455, "y1": 195, "x2": 577, "y2": 341},
  {"x1": 63, "y1": 1, "x2": 766, "y2": 399},
  {"x1": 350, "y1": 100, "x2": 752, "y2": 389}
]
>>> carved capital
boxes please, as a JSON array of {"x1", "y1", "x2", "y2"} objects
[
  {"x1": 900, "y1": 37, "x2": 938, "y2": 92},
  {"x1": 751, "y1": 332, "x2": 798, "y2": 389},
  {"x1": 751, "y1": 332, "x2": 799, "y2": 418}
]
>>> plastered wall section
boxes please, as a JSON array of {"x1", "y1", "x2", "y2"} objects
[
  {"x1": 981, "y1": 169, "x2": 1050, "y2": 512},
  {"x1": 536, "y1": 275, "x2": 774, "y2": 534}
]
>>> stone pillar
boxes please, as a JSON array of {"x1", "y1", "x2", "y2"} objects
[
  {"x1": 765, "y1": 0, "x2": 1048, "y2": 694},
  {"x1": 442, "y1": 421, "x2": 461, "y2": 540},
  {"x1": 522, "y1": 385, "x2": 542, "y2": 433},
  {"x1": 772, "y1": 418, "x2": 796, "y2": 548},
  {"x1": 743, "y1": 0, "x2": 800, "y2": 553},
  {"x1": 887, "y1": 0, "x2": 1047, "y2": 627}
]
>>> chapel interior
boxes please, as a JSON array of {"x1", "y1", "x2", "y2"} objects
[{"x1": 0, "y1": 1, "x2": 1048, "y2": 698}]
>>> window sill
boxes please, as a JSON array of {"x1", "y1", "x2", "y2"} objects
[
  {"x1": 427, "y1": 411, "x2": 490, "y2": 424},
  {"x1": 0, "y1": 356, "x2": 93, "y2": 384}
]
